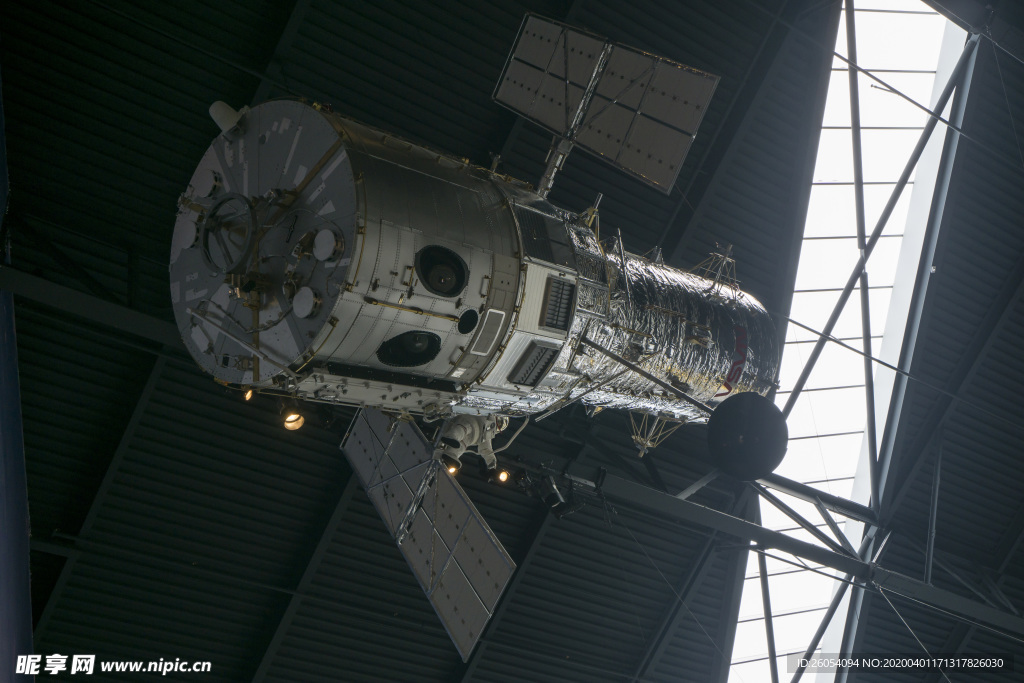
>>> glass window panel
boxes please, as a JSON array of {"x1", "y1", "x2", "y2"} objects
[
  {"x1": 792, "y1": 239, "x2": 900, "y2": 290},
  {"x1": 732, "y1": 5, "x2": 956, "y2": 676},
  {"x1": 851, "y1": 12, "x2": 948, "y2": 71},
  {"x1": 786, "y1": 287, "x2": 892, "y2": 341},
  {"x1": 793, "y1": 237, "x2": 861, "y2": 290},
  {"x1": 731, "y1": 620, "x2": 770, "y2": 661},
  {"x1": 863, "y1": 183, "x2": 913, "y2": 235},
  {"x1": 765, "y1": 572, "x2": 837, "y2": 617},
  {"x1": 738, "y1": 577, "x2": 766, "y2": 620},
  {"x1": 748, "y1": 559, "x2": 827, "y2": 580},
  {"x1": 775, "y1": 432, "x2": 865, "y2": 483},
  {"x1": 823, "y1": 71, "x2": 937, "y2": 129},
  {"x1": 821, "y1": 71, "x2": 853, "y2": 128},
  {"x1": 760, "y1": 494, "x2": 828, "y2": 531},
  {"x1": 779, "y1": 337, "x2": 868, "y2": 391},
  {"x1": 852, "y1": 0, "x2": 939, "y2": 10},
  {"x1": 804, "y1": 184, "x2": 910, "y2": 238},
  {"x1": 813, "y1": 129, "x2": 925, "y2": 183},
  {"x1": 855, "y1": 71, "x2": 938, "y2": 128},
  {"x1": 729, "y1": 658, "x2": 770, "y2": 682},
  {"x1": 771, "y1": 608, "x2": 834, "y2": 652},
  {"x1": 784, "y1": 386, "x2": 868, "y2": 438}
]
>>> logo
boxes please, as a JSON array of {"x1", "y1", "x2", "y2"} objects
[{"x1": 715, "y1": 325, "x2": 748, "y2": 398}]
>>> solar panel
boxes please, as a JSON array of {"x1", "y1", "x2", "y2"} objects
[
  {"x1": 494, "y1": 14, "x2": 719, "y2": 193},
  {"x1": 341, "y1": 409, "x2": 517, "y2": 661},
  {"x1": 493, "y1": 15, "x2": 605, "y2": 135}
]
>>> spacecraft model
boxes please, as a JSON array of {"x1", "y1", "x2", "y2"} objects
[{"x1": 169, "y1": 14, "x2": 787, "y2": 661}]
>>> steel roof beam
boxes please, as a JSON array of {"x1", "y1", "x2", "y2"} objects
[
  {"x1": 656, "y1": 0, "x2": 794, "y2": 255},
  {"x1": 0, "y1": 266, "x2": 180, "y2": 348},
  {"x1": 759, "y1": 543, "x2": 781, "y2": 683},
  {"x1": 757, "y1": 473, "x2": 877, "y2": 526},
  {"x1": 250, "y1": 474, "x2": 360, "y2": 682},
  {"x1": 629, "y1": 500, "x2": 743, "y2": 681},
  {"x1": 932, "y1": 501, "x2": 1024, "y2": 672},
  {"x1": 251, "y1": 0, "x2": 311, "y2": 105},
  {"x1": 883, "y1": 248, "x2": 1024, "y2": 522},
  {"x1": 33, "y1": 357, "x2": 166, "y2": 643},
  {"x1": 459, "y1": 509, "x2": 554, "y2": 683},
  {"x1": 592, "y1": 473, "x2": 1024, "y2": 639}
]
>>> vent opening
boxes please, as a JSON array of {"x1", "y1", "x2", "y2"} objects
[
  {"x1": 540, "y1": 278, "x2": 575, "y2": 331},
  {"x1": 469, "y1": 310, "x2": 506, "y2": 355},
  {"x1": 508, "y1": 341, "x2": 560, "y2": 387}
]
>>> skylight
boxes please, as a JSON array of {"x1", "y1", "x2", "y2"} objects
[{"x1": 727, "y1": 3, "x2": 964, "y2": 681}]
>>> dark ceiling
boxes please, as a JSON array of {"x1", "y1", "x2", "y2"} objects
[{"x1": 3, "y1": 0, "x2": 1024, "y2": 681}]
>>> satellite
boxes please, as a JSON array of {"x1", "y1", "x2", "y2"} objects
[{"x1": 168, "y1": 14, "x2": 784, "y2": 661}]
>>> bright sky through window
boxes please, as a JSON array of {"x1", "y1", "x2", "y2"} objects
[{"x1": 727, "y1": 3, "x2": 963, "y2": 681}]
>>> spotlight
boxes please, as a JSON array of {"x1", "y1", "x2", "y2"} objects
[
  {"x1": 283, "y1": 412, "x2": 305, "y2": 430},
  {"x1": 280, "y1": 399, "x2": 306, "y2": 431},
  {"x1": 441, "y1": 454, "x2": 461, "y2": 475},
  {"x1": 242, "y1": 386, "x2": 254, "y2": 401},
  {"x1": 497, "y1": 469, "x2": 510, "y2": 483}
]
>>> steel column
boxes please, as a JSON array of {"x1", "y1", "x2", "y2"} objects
[
  {"x1": 876, "y1": 34, "x2": 979, "y2": 512},
  {"x1": 844, "y1": 0, "x2": 882, "y2": 512},
  {"x1": 789, "y1": 533, "x2": 875, "y2": 683},
  {"x1": 758, "y1": 546, "x2": 781, "y2": 683},
  {"x1": 781, "y1": 34, "x2": 980, "y2": 419}
]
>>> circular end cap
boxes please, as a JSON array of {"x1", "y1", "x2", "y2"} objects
[
  {"x1": 313, "y1": 229, "x2": 344, "y2": 261},
  {"x1": 293, "y1": 286, "x2": 321, "y2": 319},
  {"x1": 707, "y1": 392, "x2": 788, "y2": 481}
]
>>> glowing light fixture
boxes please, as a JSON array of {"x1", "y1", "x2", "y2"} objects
[
  {"x1": 242, "y1": 386, "x2": 254, "y2": 401},
  {"x1": 497, "y1": 470, "x2": 510, "y2": 483},
  {"x1": 280, "y1": 399, "x2": 306, "y2": 431},
  {"x1": 441, "y1": 454, "x2": 461, "y2": 475}
]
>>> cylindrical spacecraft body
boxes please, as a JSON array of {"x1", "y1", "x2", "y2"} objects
[{"x1": 170, "y1": 100, "x2": 779, "y2": 421}]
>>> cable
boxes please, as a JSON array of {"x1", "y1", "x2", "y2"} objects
[
  {"x1": 609, "y1": 507, "x2": 734, "y2": 671},
  {"x1": 874, "y1": 584, "x2": 953, "y2": 683},
  {"x1": 989, "y1": 35, "x2": 1024, "y2": 171},
  {"x1": 778, "y1": 313, "x2": 1024, "y2": 438}
]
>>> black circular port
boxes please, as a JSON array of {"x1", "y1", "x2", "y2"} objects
[
  {"x1": 458, "y1": 309, "x2": 479, "y2": 334},
  {"x1": 376, "y1": 330, "x2": 442, "y2": 367},
  {"x1": 415, "y1": 245, "x2": 468, "y2": 297}
]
